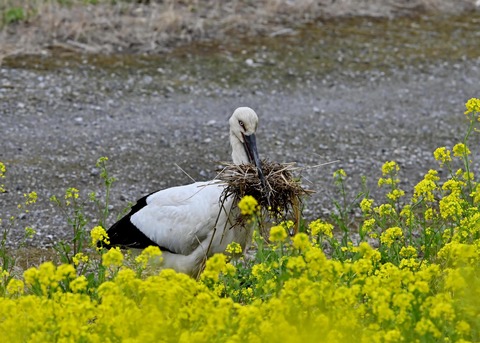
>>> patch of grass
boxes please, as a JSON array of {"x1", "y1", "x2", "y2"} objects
[{"x1": 3, "y1": 7, "x2": 25, "y2": 24}]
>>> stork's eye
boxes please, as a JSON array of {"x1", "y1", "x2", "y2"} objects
[{"x1": 238, "y1": 120, "x2": 245, "y2": 129}]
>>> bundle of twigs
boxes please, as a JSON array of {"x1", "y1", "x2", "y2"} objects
[{"x1": 216, "y1": 159, "x2": 314, "y2": 218}]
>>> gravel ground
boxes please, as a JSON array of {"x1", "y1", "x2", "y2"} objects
[{"x1": 1, "y1": 14, "x2": 480, "y2": 249}]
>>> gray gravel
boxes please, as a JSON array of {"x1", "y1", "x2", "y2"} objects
[{"x1": 1, "y1": 16, "x2": 480, "y2": 248}]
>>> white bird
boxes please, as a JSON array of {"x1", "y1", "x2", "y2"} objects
[{"x1": 104, "y1": 107, "x2": 265, "y2": 277}]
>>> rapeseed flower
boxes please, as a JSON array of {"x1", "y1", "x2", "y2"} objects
[
  {"x1": 386, "y1": 189, "x2": 405, "y2": 202},
  {"x1": 269, "y1": 225, "x2": 287, "y2": 243},
  {"x1": 381, "y1": 161, "x2": 399, "y2": 175},
  {"x1": 433, "y1": 147, "x2": 452, "y2": 165},
  {"x1": 64, "y1": 187, "x2": 79, "y2": 206},
  {"x1": 201, "y1": 254, "x2": 235, "y2": 283},
  {"x1": 90, "y1": 225, "x2": 110, "y2": 247},
  {"x1": 286, "y1": 256, "x2": 307, "y2": 274},
  {"x1": 135, "y1": 246, "x2": 162, "y2": 269},
  {"x1": 360, "y1": 198, "x2": 374, "y2": 214},
  {"x1": 238, "y1": 195, "x2": 259, "y2": 216},
  {"x1": 308, "y1": 219, "x2": 333, "y2": 238},
  {"x1": 64, "y1": 187, "x2": 79, "y2": 200},
  {"x1": 333, "y1": 169, "x2": 347, "y2": 179},
  {"x1": 374, "y1": 203, "x2": 396, "y2": 217},
  {"x1": 6, "y1": 279, "x2": 24, "y2": 296},
  {"x1": 413, "y1": 170, "x2": 439, "y2": 202},
  {"x1": 56, "y1": 264, "x2": 76, "y2": 281},
  {"x1": 360, "y1": 218, "x2": 376, "y2": 237},
  {"x1": 24, "y1": 191, "x2": 37, "y2": 205},
  {"x1": 69, "y1": 275, "x2": 88, "y2": 293},
  {"x1": 0, "y1": 162, "x2": 5, "y2": 193},
  {"x1": 292, "y1": 233, "x2": 311, "y2": 252},
  {"x1": 399, "y1": 246, "x2": 417, "y2": 258},
  {"x1": 464, "y1": 97, "x2": 480, "y2": 115},
  {"x1": 453, "y1": 143, "x2": 471, "y2": 157},
  {"x1": 72, "y1": 252, "x2": 89, "y2": 266},
  {"x1": 102, "y1": 247, "x2": 124, "y2": 268},
  {"x1": 225, "y1": 242, "x2": 243, "y2": 255},
  {"x1": 380, "y1": 227, "x2": 403, "y2": 247}
]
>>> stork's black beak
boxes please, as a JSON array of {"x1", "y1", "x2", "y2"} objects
[{"x1": 243, "y1": 133, "x2": 266, "y2": 189}]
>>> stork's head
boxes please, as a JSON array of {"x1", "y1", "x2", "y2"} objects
[{"x1": 229, "y1": 107, "x2": 266, "y2": 187}]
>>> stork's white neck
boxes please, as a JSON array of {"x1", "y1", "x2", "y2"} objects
[{"x1": 230, "y1": 132, "x2": 249, "y2": 165}]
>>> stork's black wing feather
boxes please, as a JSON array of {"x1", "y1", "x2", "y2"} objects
[{"x1": 100, "y1": 191, "x2": 173, "y2": 252}]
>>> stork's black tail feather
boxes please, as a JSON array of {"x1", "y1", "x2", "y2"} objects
[{"x1": 98, "y1": 192, "x2": 162, "y2": 250}]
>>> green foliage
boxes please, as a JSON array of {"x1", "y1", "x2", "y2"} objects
[{"x1": 3, "y1": 7, "x2": 25, "y2": 24}]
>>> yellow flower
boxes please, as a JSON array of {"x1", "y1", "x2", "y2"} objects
[
  {"x1": 380, "y1": 227, "x2": 403, "y2": 247},
  {"x1": 102, "y1": 247, "x2": 124, "y2": 268},
  {"x1": 269, "y1": 225, "x2": 287, "y2": 243},
  {"x1": 360, "y1": 198, "x2": 373, "y2": 214},
  {"x1": 225, "y1": 242, "x2": 243, "y2": 255},
  {"x1": 24, "y1": 191, "x2": 37, "y2": 205},
  {"x1": 292, "y1": 233, "x2": 311, "y2": 252},
  {"x1": 286, "y1": 256, "x2": 307, "y2": 274},
  {"x1": 415, "y1": 318, "x2": 441, "y2": 338},
  {"x1": 374, "y1": 204, "x2": 396, "y2": 217},
  {"x1": 0, "y1": 161, "x2": 5, "y2": 193},
  {"x1": 424, "y1": 208, "x2": 435, "y2": 221},
  {"x1": 452, "y1": 143, "x2": 471, "y2": 157},
  {"x1": 96, "y1": 156, "x2": 109, "y2": 166},
  {"x1": 238, "y1": 195, "x2": 259, "y2": 216},
  {"x1": 91, "y1": 225, "x2": 110, "y2": 247},
  {"x1": 386, "y1": 189, "x2": 405, "y2": 202},
  {"x1": 72, "y1": 252, "x2": 89, "y2": 266},
  {"x1": 456, "y1": 320, "x2": 471, "y2": 335},
  {"x1": 6, "y1": 278, "x2": 24, "y2": 296},
  {"x1": 439, "y1": 194, "x2": 463, "y2": 220},
  {"x1": 65, "y1": 187, "x2": 79, "y2": 200},
  {"x1": 201, "y1": 254, "x2": 235, "y2": 282},
  {"x1": 135, "y1": 246, "x2": 163, "y2": 269},
  {"x1": 383, "y1": 329, "x2": 402, "y2": 343},
  {"x1": 400, "y1": 204, "x2": 413, "y2": 225},
  {"x1": 333, "y1": 168, "x2": 347, "y2": 179},
  {"x1": 464, "y1": 97, "x2": 480, "y2": 115},
  {"x1": 70, "y1": 275, "x2": 88, "y2": 293},
  {"x1": 23, "y1": 267, "x2": 39, "y2": 286},
  {"x1": 308, "y1": 219, "x2": 333, "y2": 238},
  {"x1": 429, "y1": 294, "x2": 455, "y2": 321},
  {"x1": 56, "y1": 264, "x2": 76, "y2": 280},
  {"x1": 413, "y1": 170, "x2": 439, "y2": 202},
  {"x1": 399, "y1": 246, "x2": 417, "y2": 258},
  {"x1": 24, "y1": 226, "x2": 36, "y2": 239},
  {"x1": 360, "y1": 218, "x2": 376, "y2": 236},
  {"x1": 433, "y1": 147, "x2": 452, "y2": 165},
  {"x1": 381, "y1": 161, "x2": 399, "y2": 176}
]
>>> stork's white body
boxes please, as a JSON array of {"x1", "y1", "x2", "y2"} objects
[
  {"x1": 131, "y1": 181, "x2": 252, "y2": 276},
  {"x1": 105, "y1": 107, "x2": 263, "y2": 277}
]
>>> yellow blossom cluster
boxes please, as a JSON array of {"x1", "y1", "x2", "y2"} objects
[
  {"x1": 0, "y1": 161, "x2": 5, "y2": 193},
  {"x1": 90, "y1": 225, "x2": 110, "y2": 247},
  {"x1": 0, "y1": 235, "x2": 477, "y2": 343},
  {"x1": 237, "y1": 195, "x2": 259, "y2": 216}
]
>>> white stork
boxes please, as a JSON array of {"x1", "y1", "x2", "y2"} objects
[{"x1": 104, "y1": 107, "x2": 265, "y2": 277}]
